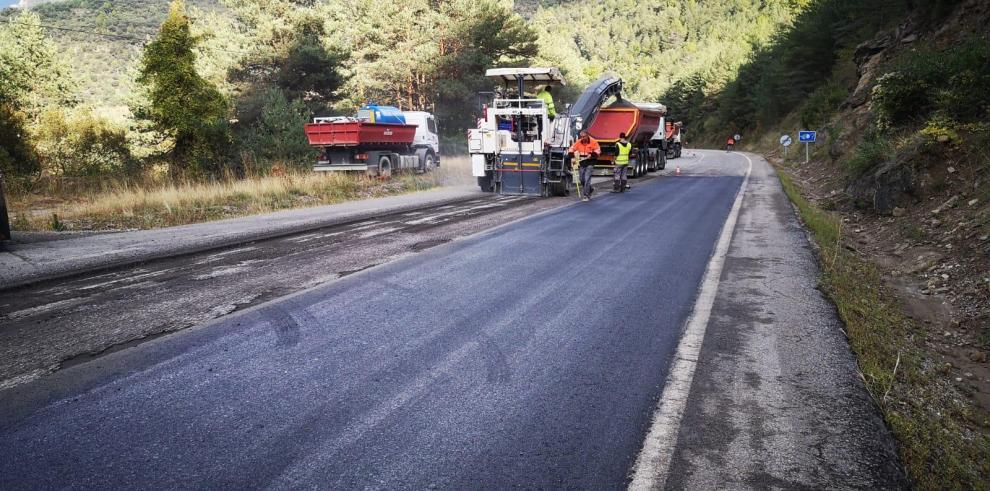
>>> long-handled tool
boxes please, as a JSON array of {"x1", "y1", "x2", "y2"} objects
[{"x1": 572, "y1": 151, "x2": 583, "y2": 200}]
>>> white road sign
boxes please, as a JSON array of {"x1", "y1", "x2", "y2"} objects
[{"x1": 780, "y1": 134, "x2": 793, "y2": 147}]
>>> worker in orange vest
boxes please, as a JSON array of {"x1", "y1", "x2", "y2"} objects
[
  {"x1": 569, "y1": 130, "x2": 601, "y2": 201},
  {"x1": 726, "y1": 136, "x2": 735, "y2": 151}
]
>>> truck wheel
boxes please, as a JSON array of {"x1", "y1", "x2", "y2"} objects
[
  {"x1": 423, "y1": 152, "x2": 436, "y2": 172},
  {"x1": 378, "y1": 156, "x2": 392, "y2": 178},
  {"x1": 659, "y1": 151, "x2": 667, "y2": 170},
  {"x1": 477, "y1": 174, "x2": 494, "y2": 192}
]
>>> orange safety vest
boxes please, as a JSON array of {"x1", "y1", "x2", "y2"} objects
[{"x1": 570, "y1": 138, "x2": 601, "y2": 156}]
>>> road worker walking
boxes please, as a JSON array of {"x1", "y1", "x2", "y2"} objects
[
  {"x1": 613, "y1": 133, "x2": 632, "y2": 193},
  {"x1": 569, "y1": 130, "x2": 600, "y2": 202}
]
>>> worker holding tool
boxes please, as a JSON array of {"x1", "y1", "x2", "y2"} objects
[
  {"x1": 536, "y1": 85, "x2": 556, "y2": 120},
  {"x1": 613, "y1": 132, "x2": 632, "y2": 193},
  {"x1": 569, "y1": 130, "x2": 600, "y2": 202}
]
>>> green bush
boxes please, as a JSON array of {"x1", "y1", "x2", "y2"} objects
[
  {"x1": 800, "y1": 81, "x2": 848, "y2": 128},
  {"x1": 32, "y1": 107, "x2": 135, "y2": 177},
  {"x1": 237, "y1": 88, "x2": 314, "y2": 173},
  {"x1": 844, "y1": 130, "x2": 893, "y2": 177},
  {"x1": 0, "y1": 103, "x2": 39, "y2": 177},
  {"x1": 874, "y1": 37, "x2": 990, "y2": 130}
]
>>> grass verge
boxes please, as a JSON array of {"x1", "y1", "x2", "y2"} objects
[
  {"x1": 9, "y1": 160, "x2": 471, "y2": 232},
  {"x1": 776, "y1": 166, "x2": 990, "y2": 490}
]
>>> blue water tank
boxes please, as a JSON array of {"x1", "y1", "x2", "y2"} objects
[{"x1": 359, "y1": 105, "x2": 407, "y2": 124}]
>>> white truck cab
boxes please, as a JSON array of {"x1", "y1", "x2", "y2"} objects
[{"x1": 403, "y1": 111, "x2": 441, "y2": 157}]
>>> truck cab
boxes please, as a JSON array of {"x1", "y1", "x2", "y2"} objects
[{"x1": 403, "y1": 111, "x2": 441, "y2": 169}]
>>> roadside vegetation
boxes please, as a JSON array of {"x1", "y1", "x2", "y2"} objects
[
  {"x1": 0, "y1": 0, "x2": 533, "y2": 230},
  {"x1": 777, "y1": 168, "x2": 990, "y2": 489},
  {"x1": 8, "y1": 167, "x2": 463, "y2": 232}
]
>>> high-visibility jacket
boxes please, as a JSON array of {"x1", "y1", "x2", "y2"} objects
[
  {"x1": 569, "y1": 138, "x2": 601, "y2": 167},
  {"x1": 536, "y1": 90, "x2": 556, "y2": 118},
  {"x1": 615, "y1": 141, "x2": 632, "y2": 165}
]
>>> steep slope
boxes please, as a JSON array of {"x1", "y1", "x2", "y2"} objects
[
  {"x1": 2, "y1": 0, "x2": 222, "y2": 107},
  {"x1": 528, "y1": 0, "x2": 802, "y2": 103}
]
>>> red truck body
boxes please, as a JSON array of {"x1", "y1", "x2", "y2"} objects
[
  {"x1": 304, "y1": 121, "x2": 416, "y2": 147},
  {"x1": 587, "y1": 99, "x2": 664, "y2": 146}
]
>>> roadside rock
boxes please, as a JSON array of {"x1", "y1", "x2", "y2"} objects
[
  {"x1": 847, "y1": 155, "x2": 917, "y2": 215},
  {"x1": 892, "y1": 207, "x2": 906, "y2": 217},
  {"x1": 932, "y1": 195, "x2": 960, "y2": 215}
]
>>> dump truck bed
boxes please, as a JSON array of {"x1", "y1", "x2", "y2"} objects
[
  {"x1": 586, "y1": 99, "x2": 664, "y2": 146},
  {"x1": 304, "y1": 121, "x2": 417, "y2": 147}
]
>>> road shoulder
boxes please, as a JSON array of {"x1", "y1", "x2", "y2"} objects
[{"x1": 664, "y1": 152, "x2": 908, "y2": 488}]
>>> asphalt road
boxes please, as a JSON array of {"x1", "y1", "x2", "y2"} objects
[
  {"x1": 0, "y1": 151, "x2": 905, "y2": 488},
  {"x1": 0, "y1": 193, "x2": 562, "y2": 389}
]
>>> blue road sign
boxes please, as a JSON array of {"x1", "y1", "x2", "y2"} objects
[{"x1": 799, "y1": 131, "x2": 817, "y2": 143}]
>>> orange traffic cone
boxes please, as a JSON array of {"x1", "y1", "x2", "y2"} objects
[{"x1": 675, "y1": 166, "x2": 681, "y2": 176}]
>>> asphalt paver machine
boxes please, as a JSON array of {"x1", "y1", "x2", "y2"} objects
[{"x1": 468, "y1": 67, "x2": 568, "y2": 196}]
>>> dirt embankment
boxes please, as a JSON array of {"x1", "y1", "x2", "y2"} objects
[{"x1": 754, "y1": 1, "x2": 989, "y2": 484}]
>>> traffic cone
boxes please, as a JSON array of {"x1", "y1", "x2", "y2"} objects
[{"x1": 675, "y1": 166, "x2": 681, "y2": 176}]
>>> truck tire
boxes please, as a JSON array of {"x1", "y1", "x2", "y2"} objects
[
  {"x1": 378, "y1": 156, "x2": 392, "y2": 178},
  {"x1": 658, "y1": 150, "x2": 667, "y2": 170},
  {"x1": 477, "y1": 174, "x2": 494, "y2": 192},
  {"x1": 415, "y1": 149, "x2": 437, "y2": 173}
]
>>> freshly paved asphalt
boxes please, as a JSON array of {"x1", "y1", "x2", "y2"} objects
[
  {"x1": 0, "y1": 151, "x2": 907, "y2": 489},
  {"x1": 0, "y1": 166, "x2": 742, "y2": 488}
]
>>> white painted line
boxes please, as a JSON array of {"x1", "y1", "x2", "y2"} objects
[{"x1": 629, "y1": 151, "x2": 753, "y2": 490}]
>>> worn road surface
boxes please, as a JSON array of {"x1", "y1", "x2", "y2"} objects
[{"x1": 0, "y1": 151, "x2": 906, "y2": 489}]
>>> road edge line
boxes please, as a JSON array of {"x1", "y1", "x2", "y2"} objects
[{"x1": 628, "y1": 151, "x2": 753, "y2": 490}]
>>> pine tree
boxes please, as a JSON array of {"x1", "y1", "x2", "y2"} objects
[{"x1": 136, "y1": 0, "x2": 230, "y2": 177}]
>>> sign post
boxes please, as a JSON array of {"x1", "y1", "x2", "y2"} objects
[
  {"x1": 779, "y1": 134, "x2": 793, "y2": 160},
  {"x1": 798, "y1": 131, "x2": 817, "y2": 163}
]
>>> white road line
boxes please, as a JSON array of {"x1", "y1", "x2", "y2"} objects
[{"x1": 629, "y1": 151, "x2": 753, "y2": 490}]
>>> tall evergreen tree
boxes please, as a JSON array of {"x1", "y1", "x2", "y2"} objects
[{"x1": 136, "y1": 0, "x2": 230, "y2": 176}]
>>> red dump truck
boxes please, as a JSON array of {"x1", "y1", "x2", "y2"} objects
[{"x1": 304, "y1": 105, "x2": 440, "y2": 176}]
